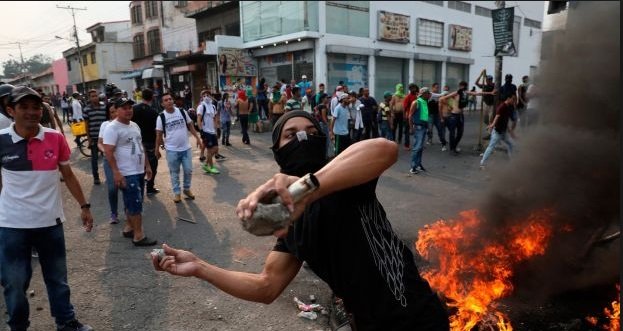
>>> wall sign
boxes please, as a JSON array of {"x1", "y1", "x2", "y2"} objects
[
  {"x1": 448, "y1": 24, "x2": 472, "y2": 51},
  {"x1": 378, "y1": 11, "x2": 410, "y2": 44}
]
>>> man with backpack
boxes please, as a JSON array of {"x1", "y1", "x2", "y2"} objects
[
  {"x1": 132, "y1": 88, "x2": 161, "y2": 195},
  {"x1": 155, "y1": 92, "x2": 203, "y2": 203}
]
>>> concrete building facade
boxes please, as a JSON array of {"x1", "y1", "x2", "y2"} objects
[{"x1": 227, "y1": 1, "x2": 545, "y2": 100}]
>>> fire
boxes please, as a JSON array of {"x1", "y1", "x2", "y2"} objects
[
  {"x1": 586, "y1": 284, "x2": 620, "y2": 331},
  {"x1": 416, "y1": 209, "x2": 554, "y2": 330}
]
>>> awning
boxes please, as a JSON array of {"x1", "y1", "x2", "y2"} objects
[
  {"x1": 170, "y1": 65, "x2": 197, "y2": 75},
  {"x1": 142, "y1": 68, "x2": 164, "y2": 79},
  {"x1": 120, "y1": 70, "x2": 143, "y2": 80}
]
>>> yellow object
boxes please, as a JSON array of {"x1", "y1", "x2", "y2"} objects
[{"x1": 70, "y1": 121, "x2": 87, "y2": 136}]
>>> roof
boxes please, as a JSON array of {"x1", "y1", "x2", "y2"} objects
[
  {"x1": 185, "y1": 1, "x2": 238, "y2": 19},
  {"x1": 86, "y1": 20, "x2": 131, "y2": 32}
]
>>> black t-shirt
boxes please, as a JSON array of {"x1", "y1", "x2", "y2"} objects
[
  {"x1": 273, "y1": 179, "x2": 448, "y2": 330},
  {"x1": 359, "y1": 97, "x2": 378, "y2": 122},
  {"x1": 494, "y1": 102, "x2": 513, "y2": 133},
  {"x1": 482, "y1": 83, "x2": 495, "y2": 105},
  {"x1": 499, "y1": 83, "x2": 517, "y2": 102},
  {"x1": 457, "y1": 89, "x2": 469, "y2": 109},
  {"x1": 131, "y1": 102, "x2": 159, "y2": 145}
]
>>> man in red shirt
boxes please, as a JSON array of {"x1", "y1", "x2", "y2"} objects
[{"x1": 402, "y1": 83, "x2": 419, "y2": 150}]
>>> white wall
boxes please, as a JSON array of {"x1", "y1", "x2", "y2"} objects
[{"x1": 162, "y1": 1, "x2": 197, "y2": 52}]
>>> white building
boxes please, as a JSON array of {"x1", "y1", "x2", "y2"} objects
[{"x1": 223, "y1": 1, "x2": 544, "y2": 100}]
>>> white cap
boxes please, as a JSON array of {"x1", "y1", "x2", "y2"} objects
[{"x1": 302, "y1": 75, "x2": 307, "y2": 79}]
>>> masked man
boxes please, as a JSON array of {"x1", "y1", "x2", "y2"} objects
[{"x1": 153, "y1": 111, "x2": 449, "y2": 331}]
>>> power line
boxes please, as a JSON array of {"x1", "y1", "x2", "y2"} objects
[{"x1": 57, "y1": 4, "x2": 87, "y2": 94}]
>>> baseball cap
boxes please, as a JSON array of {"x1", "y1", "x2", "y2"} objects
[
  {"x1": 383, "y1": 91, "x2": 392, "y2": 98},
  {"x1": 302, "y1": 75, "x2": 307, "y2": 79},
  {"x1": 338, "y1": 93, "x2": 349, "y2": 102},
  {"x1": 419, "y1": 87, "x2": 430, "y2": 94},
  {"x1": 486, "y1": 75, "x2": 493, "y2": 80},
  {"x1": 10, "y1": 86, "x2": 42, "y2": 104},
  {"x1": 114, "y1": 97, "x2": 135, "y2": 108}
]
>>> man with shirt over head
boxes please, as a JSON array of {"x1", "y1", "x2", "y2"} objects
[{"x1": 0, "y1": 86, "x2": 94, "y2": 331}]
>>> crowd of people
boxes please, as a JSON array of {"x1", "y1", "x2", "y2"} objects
[{"x1": 0, "y1": 68, "x2": 533, "y2": 330}]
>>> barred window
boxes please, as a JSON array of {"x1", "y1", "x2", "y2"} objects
[
  {"x1": 417, "y1": 18, "x2": 444, "y2": 48},
  {"x1": 131, "y1": 5, "x2": 143, "y2": 25},
  {"x1": 421, "y1": 1, "x2": 443, "y2": 6},
  {"x1": 524, "y1": 18, "x2": 542, "y2": 29},
  {"x1": 475, "y1": 5, "x2": 492, "y2": 18},
  {"x1": 145, "y1": 1, "x2": 159, "y2": 18},
  {"x1": 447, "y1": 1, "x2": 471, "y2": 13},
  {"x1": 133, "y1": 34, "x2": 145, "y2": 58},
  {"x1": 147, "y1": 29, "x2": 161, "y2": 55}
]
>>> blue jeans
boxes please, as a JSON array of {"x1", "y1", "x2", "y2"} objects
[
  {"x1": 427, "y1": 114, "x2": 447, "y2": 146},
  {"x1": 447, "y1": 113, "x2": 464, "y2": 151},
  {"x1": 480, "y1": 129, "x2": 514, "y2": 166},
  {"x1": 380, "y1": 120, "x2": 393, "y2": 140},
  {"x1": 0, "y1": 224, "x2": 76, "y2": 330},
  {"x1": 89, "y1": 143, "x2": 99, "y2": 180},
  {"x1": 166, "y1": 149, "x2": 193, "y2": 195},
  {"x1": 221, "y1": 121, "x2": 231, "y2": 144},
  {"x1": 121, "y1": 174, "x2": 145, "y2": 216},
  {"x1": 103, "y1": 158, "x2": 119, "y2": 218},
  {"x1": 410, "y1": 124, "x2": 428, "y2": 169}
]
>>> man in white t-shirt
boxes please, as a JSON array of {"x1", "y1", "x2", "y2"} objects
[
  {"x1": 197, "y1": 93, "x2": 221, "y2": 175},
  {"x1": 0, "y1": 84, "x2": 14, "y2": 130},
  {"x1": 103, "y1": 97, "x2": 157, "y2": 247},
  {"x1": 155, "y1": 92, "x2": 203, "y2": 203},
  {"x1": 71, "y1": 92, "x2": 83, "y2": 121}
]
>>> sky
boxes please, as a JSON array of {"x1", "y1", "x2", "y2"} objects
[{"x1": 0, "y1": 1, "x2": 130, "y2": 76}]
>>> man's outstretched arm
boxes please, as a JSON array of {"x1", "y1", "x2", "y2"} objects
[{"x1": 153, "y1": 244, "x2": 302, "y2": 304}]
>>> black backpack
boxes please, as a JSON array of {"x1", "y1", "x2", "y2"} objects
[{"x1": 159, "y1": 108, "x2": 188, "y2": 137}]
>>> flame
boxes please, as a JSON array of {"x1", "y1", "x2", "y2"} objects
[
  {"x1": 416, "y1": 209, "x2": 554, "y2": 330},
  {"x1": 587, "y1": 284, "x2": 620, "y2": 331}
]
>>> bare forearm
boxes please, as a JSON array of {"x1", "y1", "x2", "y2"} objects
[
  {"x1": 313, "y1": 138, "x2": 397, "y2": 199},
  {"x1": 193, "y1": 261, "x2": 275, "y2": 303}
]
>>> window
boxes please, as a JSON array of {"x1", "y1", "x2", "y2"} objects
[
  {"x1": 174, "y1": 0, "x2": 187, "y2": 7},
  {"x1": 326, "y1": 1, "x2": 369, "y2": 38},
  {"x1": 67, "y1": 59, "x2": 71, "y2": 71},
  {"x1": 133, "y1": 34, "x2": 145, "y2": 58},
  {"x1": 131, "y1": 5, "x2": 143, "y2": 24},
  {"x1": 147, "y1": 29, "x2": 161, "y2": 55},
  {"x1": 241, "y1": 1, "x2": 319, "y2": 42},
  {"x1": 524, "y1": 18, "x2": 542, "y2": 29},
  {"x1": 445, "y1": 63, "x2": 468, "y2": 89},
  {"x1": 90, "y1": 52, "x2": 96, "y2": 64},
  {"x1": 417, "y1": 18, "x2": 443, "y2": 48},
  {"x1": 475, "y1": 5, "x2": 492, "y2": 18},
  {"x1": 145, "y1": 1, "x2": 159, "y2": 18},
  {"x1": 447, "y1": 1, "x2": 471, "y2": 13},
  {"x1": 82, "y1": 54, "x2": 88, "y2": 66},
  {"x1": 421, "y1": 1, "x2": 443, "y2": 6}
]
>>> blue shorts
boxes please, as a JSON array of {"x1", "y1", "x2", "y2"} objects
[
  {"x1": 121, "y1": 174, "x2": 144, "y2": 215},
  {"x1": 201, "y1": 132, "x2": 219, "y2": 148}
]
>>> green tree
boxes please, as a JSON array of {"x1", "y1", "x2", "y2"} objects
[{"x1": 2, "y1": 54, "x2": 53, "y2": 78}]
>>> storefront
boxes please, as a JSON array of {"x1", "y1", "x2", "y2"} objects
[
  {"x1": 375, "y1": 56, "x2": 409, "y2": 100},
  {"x1": 445, "y1": 62, "x2": 469, "y2": 89},
  {"x1": 258, "y1": 49, "x2": 314, "y2": 87},
  {"x1": 413, "y1": 60, "x2": 442, "y2": 89},
  {"x1": 326, "y1": 52, "x2": 369, "y2": 93}
]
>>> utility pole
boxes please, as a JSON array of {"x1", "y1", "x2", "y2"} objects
[
  {"x1": 11, "y1": 42, "x2": 28, "y2": 86},
  {"x1": 57, "y1": 5, "x2": 87, "y2": 94},
  {"x1": 494, "y1": 1, "x2": 505, "y2": 108}
]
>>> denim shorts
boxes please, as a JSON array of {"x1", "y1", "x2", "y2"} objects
[
  {"x1": 201, "y1": 131, "x2": 218, "y2": 148},
  {"x1": 121, "y1": 174, "x2": 144, "y2": 215}
]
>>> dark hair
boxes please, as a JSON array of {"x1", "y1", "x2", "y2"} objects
[
  {"x1": 522, "y1": 75, "x2": 529, "y2": 80},
  {"x1": 162, "y1": 92, "x2": 172, "y2": 100},
  {"x1": 432, "y1": 83, "x2": 439, "y2": 88},
  {"x1": 292, "y1": 86, "x2": 300, "y2": 95},
  {"x1": 223, "y1": 92, "x2": 229, "y2": 99},
  {"x1": 319, "y1": 83, "x2": 325, "y2": 87},
  {"x1": 459, "y1": 81, "x2": 468, "y2": 87},
  {"x1": 142, "y1": 88, "x2": 154, "y2": 101}
]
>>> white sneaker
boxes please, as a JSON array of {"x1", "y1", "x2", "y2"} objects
[
  {"x1": 441, "y1": 146, "x2": 447, "y2": 152},
  {"x1": 455, "y1": 147, "x2": 462, "y2": 152}
]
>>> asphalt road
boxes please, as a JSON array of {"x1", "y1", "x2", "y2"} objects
[{"x1": 1, "y1": 111, "x2": 512, "y2": 330}]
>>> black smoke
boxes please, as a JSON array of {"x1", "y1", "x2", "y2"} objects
[{"x1": 477, "y1": 1, "x2": 620, "y2": 299}]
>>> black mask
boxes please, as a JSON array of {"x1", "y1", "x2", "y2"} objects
[{"x1": 274, "y1": 132, "x2": 327, "y2": 177}]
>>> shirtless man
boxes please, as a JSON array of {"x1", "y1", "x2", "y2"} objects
[
  {"x1": 236, "y1": 90, "x2": 252, "y2": 144},
  {"x1": 269, "y1": 85, "x2": 285, "y2": 126},
  {"x1": 390, "y1": 83, "x2": 406, "y2": 144}
]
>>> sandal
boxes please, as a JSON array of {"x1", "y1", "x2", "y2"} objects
[
  {"x1": 122, "y1": 230, "x2": 134, "y2": 238},
  {"x1": 133, "y1": 237, "x2": 158, "y2": 247}
]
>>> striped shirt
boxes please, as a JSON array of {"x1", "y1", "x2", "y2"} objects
[
  {"x1": 0, "y1": 124, "x2": 71, "y2": 228},
  {"x1": 83, "y1": 101, "x2": 108, "y2": 139}
]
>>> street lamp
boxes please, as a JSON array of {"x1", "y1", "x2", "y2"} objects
[{"x1": 56, "y1": 35, "x2": 86, "y2": 94}]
